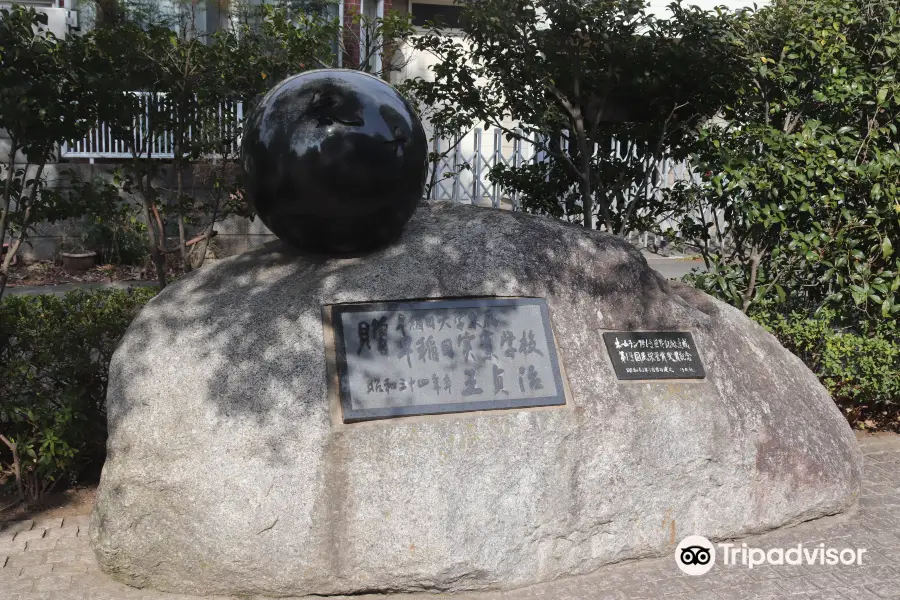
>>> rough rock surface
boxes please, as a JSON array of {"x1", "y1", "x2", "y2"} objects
[{"x1": 90, "y1": 202, "x2": 862, "y2": 596}]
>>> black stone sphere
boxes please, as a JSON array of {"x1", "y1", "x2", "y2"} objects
[{"x1": 240, "y1": 69, "x2": 428, "y2": 255}]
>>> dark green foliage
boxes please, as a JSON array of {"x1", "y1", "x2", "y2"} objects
[
  {"x1": 0, "y1": 288, "x2": 156, "y2": 502},
  {"x1": 81, "y1": 215, "x2": 148, "y2": 267},
  {"x1": 0, "y1": 6, "x2": 109, "y2": 297},
  {"x1": 669, "y1": 0, "x2": 900, "y2": 321},
  {"x1": 68, "y1": 176, "x2": 148, "y2": 266},
  {"x1": 402, "y1": 0, "x2": 739, "y2": 231},
  {"x1": 673, "y1": 0, "x2": 900, "y2": 429},
  {"x1": 751, "y1": 308, "x2": 899, "y2": 430}
]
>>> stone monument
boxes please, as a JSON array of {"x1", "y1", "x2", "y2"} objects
[{"x1": 90, "y1": 69, "x2": 862, "y2": 597}]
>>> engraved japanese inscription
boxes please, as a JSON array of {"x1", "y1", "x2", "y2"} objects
[
  {"x1": 330, "y1": 298, "x2": 566, "y2": 422},
  {"x1": 603, "y1": 331, "x2": 706, "y2": 380}
]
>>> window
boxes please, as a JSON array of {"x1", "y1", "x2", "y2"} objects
[{"x1": 411, "y1": 2, "x2": 464, "y2": 30}]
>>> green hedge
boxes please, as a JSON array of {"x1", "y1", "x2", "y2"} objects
[
  {"x1": 752, "y1": 309, "x2": 900, "y2": 430},
  {"x1": 0, "y1": 287, "x2": 156, "y2": 502}
]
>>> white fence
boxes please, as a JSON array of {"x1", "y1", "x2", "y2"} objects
[
  {"x1": 427, "y1": 129, "x2": 699, "y2": 213},
  {"x1": 428, "y1": 129, "x2": 534, "y2": 209},
  {"x1": 61, "y1": 93, "x2": 244, "y2": 160}
]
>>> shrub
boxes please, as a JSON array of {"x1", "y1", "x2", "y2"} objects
[
  {"x1": 753, "y1": 308, "x2": 900, "y2": 430},
  {"x1": 0, "y1": 6, "x2": 110, "y2": 299},
  {"x1": 82, "y1": 218, "x2": 148, "y2": 266},
  {"x1": 0, "y1": 287, "x2": 156, "y2": 503},
  {"x1": 669, "y1": 0, "x2": 900, "y2": 321},
  {"x1": 73, "y1": 176, "x2": 148, "y2": 266}
]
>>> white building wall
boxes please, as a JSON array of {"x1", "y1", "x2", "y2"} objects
[{"x1": 0, "y1": 3, "x2": 69, "y2": 37}]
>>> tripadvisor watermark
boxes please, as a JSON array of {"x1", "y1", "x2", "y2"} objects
[
  {"x1": 675, "y1": 535, "x2": 867, "y2": 575},
  {"x1": 720, "y1": 542, "x2": 867, "y2": 569}
]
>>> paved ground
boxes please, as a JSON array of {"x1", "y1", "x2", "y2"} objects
[
  {"x1": 1, "y1": 433, "x2": 898, "y2": 600},
  {"x1": 643, "y1": 253, "x2": 705, "y2": 280}
]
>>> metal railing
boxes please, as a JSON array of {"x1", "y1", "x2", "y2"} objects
[
  {"x1": 61, "y1": 92, "x2": 244, "y2": 160},
  {"x1": 428, "y1": 128, "x2": 699, "y2": 211}
]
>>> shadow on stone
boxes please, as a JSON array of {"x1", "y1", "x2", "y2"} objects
[{"x1": 90, "y1": 201, "x2": 862, "y2": 597}]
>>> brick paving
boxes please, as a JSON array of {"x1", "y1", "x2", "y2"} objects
[{"x1": 1, "y1": 433, "x2": 898, "y2": 600}]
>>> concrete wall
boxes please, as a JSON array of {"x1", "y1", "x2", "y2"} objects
[{"x1": 5, "y1": 162, "x2": 276, "y2": 262}]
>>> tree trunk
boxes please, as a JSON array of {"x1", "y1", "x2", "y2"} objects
[
  {"x1": 741, "y1": 247, "x2": 762, "y2": 313},
  {"x1": 0, "y1": 162, "x2": 43, "y2": 300},
  {"x1": 139, "y1": 177, "x2": 167, "y2": 289},
  {"x1": 176, "y1": 164, "x2": 192, "y2": 273},
  {"x1": 574, "y1": 130, "x2": 593, "y2": 230},
  {"x1": 192, "y1": 190, "x2": 220, "y2": 270},
  {"x1": 0, "y1": 435, "x2": 24, "y2": 503},
  {"x1": 0, "y1": 141, "x2": 18, "y2": 254},
  {"x1": 1, "y1": 230, "x2": 27, "y2": 299}
]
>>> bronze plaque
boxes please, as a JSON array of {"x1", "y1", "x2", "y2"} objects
[{"x1": 330, "y1": 298, "x2": 566, "y2": 423}]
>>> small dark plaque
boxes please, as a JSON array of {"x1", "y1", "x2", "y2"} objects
[
  {"x1": 603, "y1": 331, "x2": 706, "y2": 380},
  {"x1": 330, "y1": 298, "x2": 566, "y2": 423}
]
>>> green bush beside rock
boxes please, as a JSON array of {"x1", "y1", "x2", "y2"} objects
[
  {"x1": 0, "y1": 287, "x2": 156, "y2": 502},
  {"x1": 751, "y1": 308, "x2": 899, "y2": 430}
]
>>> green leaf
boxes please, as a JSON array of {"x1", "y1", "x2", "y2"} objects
[
  {"x1": 883, "y1": 237, "x2": 894, "y2": 259},
  {"x1": 775, "y1": 284, "x2": 786, "y2": 303}
]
